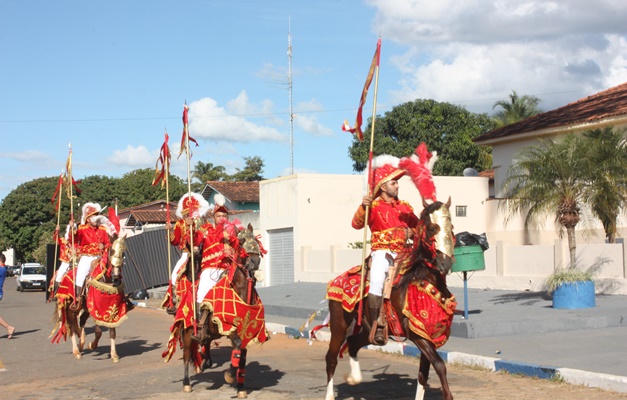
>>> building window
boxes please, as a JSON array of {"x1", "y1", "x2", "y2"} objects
[{"x1": 456, "y1": 205, "x2": 467, "y2": 217}]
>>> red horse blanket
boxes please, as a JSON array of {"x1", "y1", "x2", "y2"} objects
[
  {"x1": 326, "y1": 265, "x2": 457, "y2": 348},
  {"x1": 200, "y1": 275, "x2": 269, "y2": 349},
  {"x1": 162, "y1": 276, "x2": 202, "y2": 367}
]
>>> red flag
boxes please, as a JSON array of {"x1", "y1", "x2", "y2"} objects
[
  {"x1": 178, "y1": 104, "x2": 199, "y2": 159},
  {"x1": 342, "y1": 38, "x2": 381, "y2": 142},
  {"x1": 51, "y1": 173, "x2": 64, "y2": 210},
  {"x1": 152, "y1": 131, "x2": 171, "y2": 187}
]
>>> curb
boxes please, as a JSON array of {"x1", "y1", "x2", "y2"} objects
[{"x1": 265, "y1": 322, "x2": 627, "y2": 394}]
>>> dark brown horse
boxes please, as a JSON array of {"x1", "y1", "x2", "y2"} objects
[
  {"x1": 179, "y1": 223, "x2": 267, "y2": 398},
  {"x1": 51, "y1": 236, "x2": 130, "y2": 362},
  {"x1": 324, "y1": 199, "x2": 456, "y2": 400}
]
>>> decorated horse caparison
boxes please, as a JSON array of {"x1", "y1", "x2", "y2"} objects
[
  {"x1": 162, "y1": 223, "x2": 268, "y2": 398},
  {"x1": 324, "y1": 198, "x2": 456, "y2": 400},
  {"x1": 51, "y1": 236, "x2": 131, "y2": 362}
]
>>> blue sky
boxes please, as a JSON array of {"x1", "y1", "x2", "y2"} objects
[{"x1": 1, "y1": 1, "x2": 626, "y2": 202}]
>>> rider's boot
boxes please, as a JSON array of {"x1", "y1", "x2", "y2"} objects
[
  {"x1": 368, "y1": 294, "x2": 387, "y2": 345},
  {"x1": 166, "y1": 288, "x2": 178, "y2": 315},
  {"x1": 124, "y1": 295, "x2": 135, "y2": 312},
  {"x1": 191, "y1": 309, "x2": 209, "y2": 343},
  {"x1": 70, "y1": 285, "x2": 84, "y2": 311}
]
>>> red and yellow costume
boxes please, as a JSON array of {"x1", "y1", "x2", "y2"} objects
[{"x1": 352, "y1": 197, "x2": 418, "y2": 254}]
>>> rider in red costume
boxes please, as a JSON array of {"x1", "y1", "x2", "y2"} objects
[{"x1": 351, "y1": 159, "x2": 419, "y2": 345}]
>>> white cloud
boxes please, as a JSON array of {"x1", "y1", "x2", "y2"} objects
[
  {"x1": 368, "y1": 0, "x2": 627, "y2": 114},
  {"x1": 294, "y1": 99, "x2": 333, "y2": 137},
  {"x1": 1, "y1": 150, "x2": 54, "y2": 164},
  {"x1": 188, "y1": 95, "x2": 287, "y2": 143},
  {"x1": 108, "y1": 145, "x2": 154, "y2": 168}
]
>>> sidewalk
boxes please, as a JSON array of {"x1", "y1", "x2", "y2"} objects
[{"x1": 146, "y1": 282, "x2": 627, "y2": 393}]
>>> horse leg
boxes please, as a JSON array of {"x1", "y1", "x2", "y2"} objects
[
  {"x1": 66, "y1": 307, "x2": 82, "y2": 359},
  {"x1": 224, "y1": 334, "x2": 242, "y2": 385},
  {"x1": 182, "y1": 327, "x2": 193, "y2": 392},
  {"x1": 79, "y1": 310, "x2": 90, "y2": 351},
  {"x1": 235, "y1": 348, "x2": 248, "y2": 399},
  {"x1": 413, "y1": 336, "x2": 453, "y2": 400},
  {"x1": 325, "y1": 301, "x2": 361, "y2": 400},
  {"x1": 345, "y1": 329, "x2": 370, "y2": 386},
  {"x1": 87, "y1": 320, "x2": 101, "y2": 351},
  {"x1": 109, "y1": 328, "x2": 119, "y2": 363}
]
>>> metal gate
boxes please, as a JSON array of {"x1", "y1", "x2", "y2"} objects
[{"x1": 268, "y1": 227, "x2": 294, "y2": 286}]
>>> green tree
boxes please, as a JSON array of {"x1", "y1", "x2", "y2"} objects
[
  {"x1": 492, "y1": 90, "x2": 543, "y2": 127},
  {"x1": 229, "y1": 156, "x2": 265, "y2": 181},
  {"x1": 500, "y1": 134, "x2": 590, "y2": 267},
  {"x1": 0, "y1": 177, "x2": 59, "y2": 262},
  {"x1": 109, "y1": 168, "x2": 188, "y2": 209},
  {"x1": 348, "y1": 99, "x2": 494, "y2": 176},
  {"x1": 582, "y1": 127, "x2": 627, "y2": 243},
  {"x1": 193, "y1": 161, "x2": 227, "y2": 183}
]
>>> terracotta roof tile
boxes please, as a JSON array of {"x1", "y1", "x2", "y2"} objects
[
  {"x1": 475, "y1": 81, "x2": 627, "y2": 143},
  {"x1": 127, "y1": 210, "x2": 177, "y2": 224},
  {"x1": 205, "y1": 181, "x2": 259, "y2": 203}
]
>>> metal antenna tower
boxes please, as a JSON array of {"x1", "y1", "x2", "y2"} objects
[{"x1": 288, "y1": 17, "x2": 294, "y2": 174}]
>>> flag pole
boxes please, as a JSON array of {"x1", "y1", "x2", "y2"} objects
[
  {"x1": 182, "y1": 103, "x2": 199, "y2": 335},
  {"x1": 66, "y1": 144, "x2": 79, "y2": 305},
  {"x1": 48, "y1": 171, "x2": 64, "y2": 302},
  {"x1": 357, "y1": 38, "x2": 381, "y2": 326}
]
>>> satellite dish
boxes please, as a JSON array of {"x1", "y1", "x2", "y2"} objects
[{"x1": 463, "y1": 168, "x2": 479, "y2": 177}]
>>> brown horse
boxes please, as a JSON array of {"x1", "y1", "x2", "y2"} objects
[
  {"x1": 174, "y1": 223, "x2": 267, "y2": 398},
  {"x1": 51, "y1": 236, "x2": 130, "y2": 362},
  {"x1": 324, "y1": 199, "x2": 456, "y2": 400}
]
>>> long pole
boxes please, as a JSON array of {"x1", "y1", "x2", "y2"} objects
[
  {"x1": 66, "y1": 144, "x2": 78, "y2": 305},
  {"x1": 288, "y1": 17, "x2": 294, "y2": 174},
  {"x1": 164, "y1": 133, "x2": 172, "y2": 280},
  {"x1": 357, "y1": 39, "x2": 381, "y2": 326},
  {"x1": 49, "y1": 171, "x2": 64, "y2": 302},
  {"x1": 183, "y1": 104, "x2": 198, "y2": 335}
]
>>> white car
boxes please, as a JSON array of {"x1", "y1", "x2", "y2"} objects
[{"x1": 17, "y1": 263, "x2": 47, "y2": 292}]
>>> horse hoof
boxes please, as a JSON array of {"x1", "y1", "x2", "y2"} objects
[
  {"x1": 345, "y1": 373, "x2": 361, "y2": 386},
  {"x1": 112, "y1": 355, "x2": 119, "y2": 363},
  {"x1": 74, "y1": 353, "x2": 82, "y2": 360},
  {"x1": 195, "y1": 366, "x2": 202, "y2": 374},
  {"x1": 237, "y1": 390, "x2": 248, "y2": 399},
  {"x1": 224, "y1": 370, "x2": 235, "y2": 384},
  {"x1": 88, "y1": 343, "x2": 95, "y2": 350},
  {"x1": 183, "y1": 385, "x2": 192, "y2": 393}
]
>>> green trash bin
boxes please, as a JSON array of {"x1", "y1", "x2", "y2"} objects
[{"x1": 452, "y1": 245, "x2": 485, "y2": 272}]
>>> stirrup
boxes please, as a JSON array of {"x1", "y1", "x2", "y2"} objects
[{"x1": 369, "y1": 321, "x2": 388, "y2": 346}]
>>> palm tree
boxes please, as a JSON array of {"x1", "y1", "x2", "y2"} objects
[
  {"x1": 492, "y1": 90, "x2": 543, "y2": 127},
  {"x1": 500, "y1": 134, "x2": 590, "y2": 267},
  {"x1": 192, "y1": 161, "x2": 227, "y2": 183},
  {"x1": 583, "y1": 127, "x2": 627, "y2": 243}
]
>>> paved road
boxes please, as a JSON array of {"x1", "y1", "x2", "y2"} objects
[{"x1": 2, "y1": 286, "x2": 627, "y2": 400}]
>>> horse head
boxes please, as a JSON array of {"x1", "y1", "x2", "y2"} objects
[
  {"x1": 109, "y1": 236, "x2": 126, "y2": 287},
  {"x1": 237, "y1": 223, "x2": 262, "y2": 277},
  {"x1": 417, "y1": 197, "x2": 454, "y2": 275}
]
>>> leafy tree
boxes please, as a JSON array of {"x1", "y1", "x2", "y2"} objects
[
  {"x1": 0, "y1": 169, "x2": 189, "y2": 262},
  {"x1": 193, "y1": 161, "x2": 227, "y2": 183},
  {"x1": 0, "y1": 177, "x2": 59, "y2": 262},
  {"x1": 109, "y1": 168, "x2": 188, "y2": 209},
  {"x1": 229, "y1": 156, "x2": 265, "y2": 181},
  {"x1": 348, "y1": 99, "x2": 494, "y2": 176},
  {"x1": 492, "y1": 90, "x2": 543, "y2": 127},
  {"x1": 582, "y1": 127, "x2": 627, "y2": 243},
  {"x1": 500, "y1": 134, "x2": 591, "y2": 267}
]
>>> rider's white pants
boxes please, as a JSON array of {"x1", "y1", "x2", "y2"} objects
[
  {"x1": 170, "y1": 252, "x2": 189, "y2": 285},
  {"x1": 368, "y1": 250, "x2": 396, "y2": 297},
  {"x1": 55, "y1": 262, "x2": 70, "y2": 283},
  {"x1": 197, "y1": 267, "x2": 225, "y2": 303},
  {"x1": 76, "y1": 255, "x2": 98, "y2": 288}
]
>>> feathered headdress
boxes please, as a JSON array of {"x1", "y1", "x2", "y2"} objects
[{"x1": 398, "y1": 142, "x2": 438, "y2": 203}]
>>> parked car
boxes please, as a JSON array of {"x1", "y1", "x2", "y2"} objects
[
  {"x1": 5, "y1": 265, "x2": 20, "y2": 277},
  {"x1": 16, "y1": 263, "x2": 47, "y2": 291}
]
